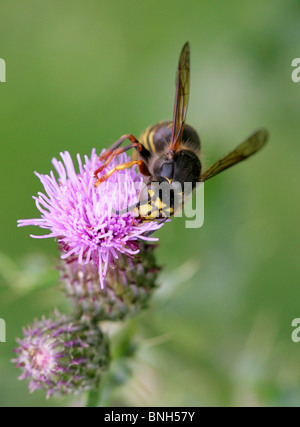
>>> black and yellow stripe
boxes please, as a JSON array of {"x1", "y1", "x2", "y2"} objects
[
  {"x1": 140, "y1": 123, "x2": 159, "y2": 153},
  {"x1": 139, "y1": 121, "x2": 172, "y2": 155}
]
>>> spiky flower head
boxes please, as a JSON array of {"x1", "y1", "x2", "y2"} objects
[
  {"x1": 18, "y1": 149, "x2": 164, "y2": 287},
  {"x1": 13, "y1": 312, "x2": 109, "y2": 398},
  {"x1": 59, "y1": 243, "x2": 160, "y2": 321}
]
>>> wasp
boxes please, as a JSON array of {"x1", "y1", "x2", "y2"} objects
[{"x1": 94, "y1": 42, "x2": 268, "y2": 218}]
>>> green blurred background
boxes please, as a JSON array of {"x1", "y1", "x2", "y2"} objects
[{"x1": 1, "y1": 0, "x2": 300, "y2": 407}]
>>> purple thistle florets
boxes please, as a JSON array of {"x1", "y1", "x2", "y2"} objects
[
  {"x1": 12, "y1": 312, "x2": 109, "y2": 398},
  {"x1": 18, "y1": 149, "x2": 164, "y2": 287}
]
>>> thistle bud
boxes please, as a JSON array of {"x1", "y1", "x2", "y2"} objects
[
  {"x1": 60, "y1": 243, "x2": 161, "y2": 321},
  {"x1": 13, "y1": 312, "x2": 110, "y2": 398}
]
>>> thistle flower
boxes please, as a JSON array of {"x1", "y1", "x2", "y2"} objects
[
  {"x1": 59, "y1": 243, "x2": 161, "y2": 321},
  {"x1": 18, "y1": 149, "x2": 164, "y2": 287},
  {"x1": 12, "y1": 312, "x2": 110, "y2": 398}
]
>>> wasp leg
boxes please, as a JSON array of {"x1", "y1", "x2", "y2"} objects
[
  {"x1": 95, "y1": 160, "x2": 151, "y2": 187},
  {"x1": 99, "y1": 134, "x2": 140, "y2": 161},
  {"x1": 95, "y1": 134, "x2": 144, "y2": 177},
  {"x1": 95, "y1": 142, "x2": 142, "y2": 177}
]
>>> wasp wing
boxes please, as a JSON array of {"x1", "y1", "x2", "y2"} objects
[
  {"x1": 169, "y1": 42, "x2": 190, "y2": 153},
  {"x1": 200, "y1": 129, "x2": 269, "y2": 182}
]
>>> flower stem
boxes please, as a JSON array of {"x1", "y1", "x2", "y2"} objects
[{"x1": 86, "y1": 390, "x2": 101, "y2": 407}]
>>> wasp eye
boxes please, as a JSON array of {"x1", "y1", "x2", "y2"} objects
[{"x1": 160, "y1": 162, "x2": 174, "y2": 181}]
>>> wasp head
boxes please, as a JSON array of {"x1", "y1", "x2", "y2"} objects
[{"x1": 152, "y1": 149, "x2": 201, "y2": 188}]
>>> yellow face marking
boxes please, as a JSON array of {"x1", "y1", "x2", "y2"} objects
[
  {"x1": 154, "y1": 197, "x2": 167, "y2": 210},
  {"x1": 149, "y1": 208, "x2": 159, "y2": 218},
  {"x1": 139, "y1": 203, "x2": 152, "y2": 217},
  {"x1": 164, "y1": 207, "x2": 174, "y2": 215},
  {"x1": 148, "y1": 189, "x2": 155, "y2": 198}
]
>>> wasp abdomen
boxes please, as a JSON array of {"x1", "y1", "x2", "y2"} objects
[{"x1": 140, "y1": 121, "x2": 201, "y2": 155}]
